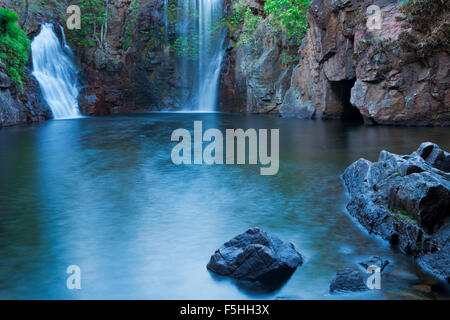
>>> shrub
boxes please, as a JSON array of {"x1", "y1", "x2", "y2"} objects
[
  {"x1": 264, "y1": 0, "x2": 310, "y2": 44},
  {"x1": 0, "y1": 8, "x2": 31, "y2": 89}
]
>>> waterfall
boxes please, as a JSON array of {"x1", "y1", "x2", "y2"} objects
[
  {"x1": 32, "y1": 24, "x2": 81, "y2": 119},
  {"x1": 198, "y1": 0, "x2": 226, "y2": 111},
  {"x1": 174, "y1": 0, "x2": 226, "y2": 111}
]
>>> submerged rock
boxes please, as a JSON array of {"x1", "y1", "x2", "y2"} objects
[
  {"x1": 207, "y1": 228, "x2": 303, "y2": 286},
  {"x1": 359, "y1": 256, "x2": 390, "y2": 272},
  {"x1": 342, "y1": 142, "x2": 450, "y2": 281},
  {"x1": 330, "y1": 268, "x2": 367, "y2": 293}
]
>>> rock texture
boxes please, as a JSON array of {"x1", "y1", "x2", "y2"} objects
[
  {"x1": 207, "y1": 227, "x2": 303, "y2": 285},
  {"x1": 76, "y1": 0, "x2": 148, "y2": 115},
  {"x1": 342, "y1": 142, "x2": 450, "y2": 281},
  {"x1": 76, "y1": 0, "x2": 198, "y2": 114},
  {"x1": 330, "y1": 268, "x2": 368, "y2": 293},
  {"x1": 0, "y1": 60, "x2": 51, "y2": 127},
  {"x1": 219, "y1": 0, "x2": 296, "y2": 114},
  {"x1": 359, "y1": 256, "x2": 389, "y2": 272},
  {"x1": 0, "y1": 0, "x2": 63, "y2": 127},
  {"x1": 279, "y1": 0, "x2": 450, "y2": 125}
]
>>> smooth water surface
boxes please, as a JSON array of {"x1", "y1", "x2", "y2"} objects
[{"x1": 0, "y1": 113, "x2": 449, "y2": 299}]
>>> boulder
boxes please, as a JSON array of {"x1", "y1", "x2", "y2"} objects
[
  {"x1": 342, "y1": 143, "x2": 450, "y2": 281},
  {"x1": 207, "y1": 228, "x2": 303, "y2": 285},
  {"x1": 330, "y1": 268, "x2": 367, "y2": 293},
  {"x1": 359, "y1": 256, "x2": 389, "y2": 272}
]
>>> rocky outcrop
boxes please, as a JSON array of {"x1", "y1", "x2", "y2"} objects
[
  {"x1": 330, "y1": 256, "x2": 389, "y2": 293},
  {"x1": 207, "y1": 227, "x2": 303, "y2": 286},
  {"x1": 1, "y1": 0, "x2": 68, "y2": 37},
  {"x1": 280, "y1": 0, "x2": 450, "y2": 126},
  {"x1": 0, "y1": 60, "x2": 51, "y2": 127},
  {"x1": 76, "y1": 0, "x2": 146, "y2": 115},
  {"x1": 76, "y1": 0, "x2": 193, "y2": 114},
  {"x1": 219, "y1": 0, "x2": 296, "y2": 114},
  {"x1": 342, "y1": 142, "x2": 450, "y2": 281},
  {"x1": 329, "y1": 268, "x2": 368, "y2": 293},
  {"x1": 0, "y1": 0, "x2": 67, "y2": 127},
  {"x1": 359, "y1": 256, "x2": 389, "y2": 272}
]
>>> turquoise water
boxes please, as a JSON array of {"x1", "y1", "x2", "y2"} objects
[{"x1": 0, "y1": 113, "x2": 449, "y2": 299}]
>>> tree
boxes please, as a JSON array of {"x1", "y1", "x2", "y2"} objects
[{"x1": 264, "y1": 0, "x2": 310, "y2": 44}]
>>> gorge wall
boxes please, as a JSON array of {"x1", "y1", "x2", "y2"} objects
[
  {"x1": 221, "y1": 0, "x2": 449, "y2": 125},
  {"x1": 75, "y1": 0, "x2": 176, "y2": 115},
  {"x1": 218, "y1": 0, "x2": 297, "y2": 114},
  {"x1": 1, "y1": 0, "x2": 449, "y2": 126},
  {"x1": 0, "y1": 0, "x2": 65, "y2": 126},
  {"x1": 278, "y1": 0, "x2": 449, "y2": 125}
]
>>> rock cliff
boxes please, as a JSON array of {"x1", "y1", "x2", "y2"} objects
[
  {"x1": 219, "y1": 0, "x2": 297, "y2": 113},
  {"x1": 0, "y1": 0, "x2": 60, "y2": 127},
  {"x1": 0, "y1": 59, "x2": 51, "y2": 126},
  {"x1": 1, "y1": 0, "x2": 449, "y2": 125},
  {"x1": 279, "y1": 0, "x2": 450, "y2": 125}
]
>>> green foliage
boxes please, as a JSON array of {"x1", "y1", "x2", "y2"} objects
[
  {"x1": 0, "y1": 8, "x2": 30, "y2": 89},
  {"x1": 66, "y1": 0, "x2": 109, "y2": 49},
  {"x1": 264, "y1": 0, "x2": 310, "y2": 44},
  {"x1": 279, "y1": 53, "x2": 298, "y2": 66},
  {"x1": 244, "y1": 8, "x2": 261, "y2": 32},
  {"x1": 170, "y1": 35, "x2": 199, "y2": 60},
  {"x1": 228, "y1": 0, "x2": 246, "y2": 26},
  {"x1": 232, "y1": 7, "x2": 262, "y2": 47},
  {"x1": 237, "y1": 8, "x2": 263, "y2": 46},
  {"x1": 392, "y1": 208, "x2": 417, "y2": 223},
  {"x1": 123, "y1": 0, "x2": 140, "y2": 50},
  {"x1": 167, "y1": 0, "x2": 179, "y2": 22},
  {"x1": 398, "y1": 0, "x2": 449, "y2": 57},
  {"x1": 226, "y1": 0, "x2": 310, "y2": 47}
]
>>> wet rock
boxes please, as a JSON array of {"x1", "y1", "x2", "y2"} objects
[
  {"x1": 359, "y1": 256, "x2": 390, "y2": 272},
  {"x1": 342, "y1": 143, "x2": 450, "y2": 281},
  {"x1": 415, "y1": 142, "x2": 450, "y2": 173},
  {"x1": 330, "y1": 268, "x2": 368, "y2": 293},
  {"x1": 207, "y1": 228, "x2": 303, "y2": 285},
  {"x1": 418, "y1": 223, "x2": 450, "y2": 282},
  {"x1": 218, "y1": 1, "x2": 296, "y2": 114},
  {"x1": 0, "y1": 60, "x2": 51, "y2": 127},
  {"x1": 0, "y1": 69, "x2": 13, "y2": 88},
  {"x1": 279, "y1": 0, "x2": 450, "y2": 125}
]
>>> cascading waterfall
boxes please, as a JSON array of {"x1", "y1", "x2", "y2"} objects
[
  {"x1": 32, "y1": 24, "x2": 81, "y2": 119},
  {"x1": 198, "y1": 0, "x2": 226, "y2": 111},
  {"x1": 174, "y1": 0, "x2": 226, "y2": 111}
]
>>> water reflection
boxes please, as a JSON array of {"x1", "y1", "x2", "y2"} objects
[{"x1": 0, "y1": 114, "x2": 449, "y2": 299}]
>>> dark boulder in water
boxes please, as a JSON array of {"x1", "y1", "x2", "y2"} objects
[
  {"x1": 359, "y1": 256, "x2": 390, "y2": 273},
  {"x1": 342, "y1": 142, "x2": 450, "y2": 281},
  {"x1": 207, "y1": 228, "x2": 303, "y2": 286},
  {"x1": 330, "y1": 268, "x2": 368, "y2": 293}
]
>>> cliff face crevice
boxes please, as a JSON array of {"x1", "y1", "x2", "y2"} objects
[{"x1": 278, "y1": 0, "x2": 450, "y2": 126}]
